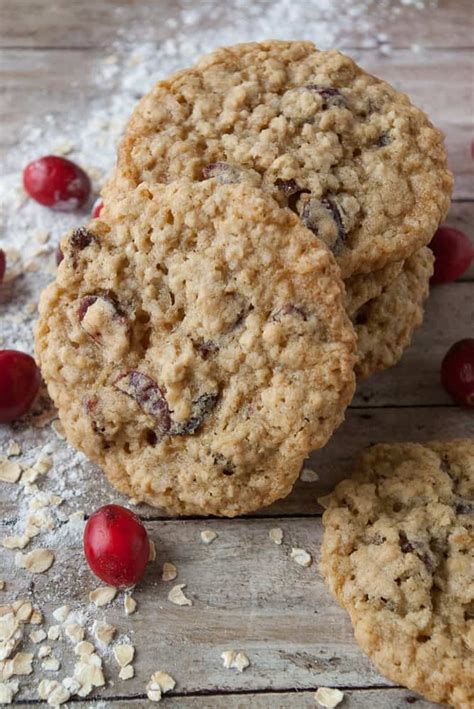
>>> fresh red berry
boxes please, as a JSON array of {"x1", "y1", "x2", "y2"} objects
[
  {"x1": 0, "y1": 249, "x2": 5, "y2": 282},
  {"x1": 23, "y1": 156, "x2": 91, "y2": 211},
  {"x1": 84, "y1": 504, "x2": 150, "y2": 587},
  {"x1": 0, "y1": 350, "x2": 42, "y2": 423},
  {"x1": 429, "y1": 226, "x2": 474, "y2": 284},
  {"x1": 441, "y1": 339, "x2": 474, "y2": 407},
  {"x1": 91, "y1": 198, "x2": 104, "y2": 218}
]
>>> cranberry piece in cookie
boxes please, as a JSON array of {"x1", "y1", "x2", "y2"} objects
[
  {"x1": 23, "y1": 156, "x2": 91, "y2": 211},
  {"x1": 0, "y1": 350, "x2": 41, "y2": 423},
  {"x1": 92, "y1": 198, "x2": 104, "y2": 218},
  {"x1": 84, "y1": 504, "x2": 150, "y2": 587},
  {"x1": 429, "y1": 226, "x2": 474, "y2": 284},
  {"x1": 441, "y1": 339, "x2": 474, "y2": 407},
  {"x1": 114, "y1": 371, "x2": 171, "y2": 437},
  {"x1": 0, "y1": 249, "x2": 6, "y2": 282}
]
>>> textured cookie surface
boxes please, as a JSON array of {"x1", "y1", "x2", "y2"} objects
[
  {"x1": 352, "y1": 247, "x2": 433, "y2": 379},
  {"x1": 344, "y1": 259, "x2": 404, "y2": 317},
  {"x1": 104, "y1": 40, "x2": 452, "y2": 278},
  {"x1": 36, "y1": 180, "x2": 356, "y2": 516},
  {"x1": 320, "y1": 439, "x2": 474, "y2": 709}
]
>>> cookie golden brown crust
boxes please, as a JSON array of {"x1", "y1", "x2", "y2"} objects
[
  {"x1": 103, "y1": 40, "x2": 452, "y2": 278},
  {"x1": 36, "y1": 180, "x2": 356, "y2": 516},
  {"x1": 320, "y1": 439, "x2": 474, "y2": 709},
  {"x1": 353, "y1": 247, "x2": 434, "y2": 379}
]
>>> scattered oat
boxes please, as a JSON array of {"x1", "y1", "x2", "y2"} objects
[
  {"x1": 47, "y1": 625, "x2": 61, "y2": 641},
  {"x1": 74, "y1": 641, "x2": 94, "y2": 657},
  {"x1": 6, "y1": 441, "x2": 21, "y2": 457},
  {"x1": 89, "y1": 585, "x2": 117, "y2": 607},
  {"x1": 162, "y1": 562, "x2": 177, "y2": 582},
  {"x1": 34, "y1": 229, "x2": 50, "y2": 244},
  {"x1": 0, "y1": 679, "x2": 19, "y2": 703},
  {"x1": 52, "y1": 605, "x2": 70, "y2": 623},
  {"x1": 47, "y1": 684, "x2": 70, "y2": 706},
  {"x1": 65, "y1": 623, "x2": 84, "y2": 643},
  {"x1": 317, "y1": 494, "x2": 331, "y2": 509},
  {"x1": 269, "y1": 527, "x2": 283, "y2": 545},
  {"x1": 221, "y1": 650, "x2": 250, "y2": 672},
  {"x1": 42, "y1": 655, "x2": 61, "y2": 672},
  {"x1": 62, "y1": 676, "x2": 81, "y2": 694},
  {"x1": 113, "y1": 643, "x2": 135, "y2": 667},
  {"x1": 148, "y1": 540, "x2": 156, "y2": 561},
  {"x1": 73, "y1": 651, "x2": 105, "y2": 691},
  {"x1": 168, "y1": 584, "x2": 192, "y2": 606},
  {"x1": 92, "y1": 620, "x2": 115, "y2": 646},
  {"x1": 200, "y1": 530, "x2": 218, "y2": 544},
  {"x1": 0, "y1": 582, "x2": 4, "y2": 591},
  {"x1": 38, "y1": 645, "x2": 52, "y2": 658},
  {"x1": 147, "y1": 671, "x2": 176, "y2": 701},
  {"x1": 119, "y1": 664, "x2": 134, "y2": 680},
  {"x1": 51, "y1": 419, "x2": 66, "y2": 440},
  {"x1": 314, "y1": 687, "x2": 345, "y2": 708},
  {"x1": 16, "y1": 548, "x2": 54, "y2": 573},
  {"x1": 13, "y1": 600, "x2": 32, "y2": 623},
  {"x1": 30, "y1": 609, "x2": 43, "y2": 625},
  {"x1": 10, "y1": 651, "x2": 33, "y2": 675},
  {"x1": 68, "y1": 510, "x2": 84, "y2": 523},
  {"x1": 291, "y1": 548, "x2": 313, "y2": 567},
  {"x1": 29, "y1": 629, "x2": 47, "y2": 643},
  {"x1": 0, "y1": 458, "x2": 22, "y2": 483},
  {"x1": 124, "y1": 595, "x2": 137, "y2": 615},
  {"x1": 38, "y1": 679, "x2": 59, "y2": 700},
  {"x1": 300, "y1": 467, "x2": 319, "y2": 482},
  {"x1": 33, "y1": 454, "x2": 53, "y2": 475},
  {"x1": 3, "y1": 534, "x2": 31, "y2": 550}
]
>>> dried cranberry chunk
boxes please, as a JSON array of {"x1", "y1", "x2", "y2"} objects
[
  {"x1": 300, "y1": 196, "x2": 347, "y2": 254},
  {"x1": 170, "y1": 392, "x2": 219, "y2": 436},
  {"x1": 275, "y1": 178, "x2": 303, "y2": 197},
  {"x1": 70, "y1": 226, "x2": 99, "y2": 252},
  {"x1": 305, "y1": 85, "x2": 346, "y2": 108},
  {"x1": 114, "y1": 371, "x2": 170, "y2": 437},
  {"x1": 272, "y1": 304, "x2": 307, "y2": 321}
]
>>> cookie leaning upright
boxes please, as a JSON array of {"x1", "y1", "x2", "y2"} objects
[
  {"x1": 103, "y1": 40, "x2": 453, "y2": 278},
  {"x1": 36, "y1": 180, "x2": 356, "y2": 516},
  {"x1": 320, "y1": 440, "x2": 474, "y2": 709}
]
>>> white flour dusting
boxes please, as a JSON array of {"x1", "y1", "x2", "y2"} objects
[{"x1": 0, "y1": 0, "x2": 438, "y2": 703}]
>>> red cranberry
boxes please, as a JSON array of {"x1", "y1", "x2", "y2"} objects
[
  {"x1": 23, "y1": 156, "x2": 91, "y2": 211},
  {"x1": 441, "y1": 339, "x2": 474, "y2": 407},
  {"x1": 429, "y1": 226, "x2": 474, "y2": 284},
  {"x1": 0, "y1": 350, "x2": 42, "y2": 423},
  {"x1": 0, "y1": 249, "x2": 5, "y2": 282},
  {"x1": 83, "y1": 504, "x2": 150, "y2": 587},
  {"x1": 91, "y1": 198, "x2": 104, "y2": 218}
]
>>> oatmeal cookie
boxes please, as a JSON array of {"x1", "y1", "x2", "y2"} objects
[
  {"x1": 36, "y1": 180, "x2": 356, "y2": 516},
  {"x1": 103, "y1": 40, "x2": 452, "y2": 277},
  {"x1": 320, "y1": 439, "x2": 474, "y2": 709},
  {"x1": 353, "y1": 247, "x2": 433, "y2": 379},
  {"x1": 345, "y1": 259, "x2": 404, "y2": 318}
]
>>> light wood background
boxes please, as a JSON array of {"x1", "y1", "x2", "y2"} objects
[{"x1": 0, "y1": 1, "x2": 473, "y2": 707}]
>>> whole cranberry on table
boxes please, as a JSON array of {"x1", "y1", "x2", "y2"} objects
[
  {"x1": 429, "y1": 226, "x2": 474, "y2": 284},
  {"x1": 23, "y1": 155, "x2": 91, "y2": 211},
  {"x1": 0, "y1": 350, "x2": 42, "y2": 423},
  {"x1": 84, "y1": 504, "x2": 150, "y2": 587},
  {"x1": 0, "y1": 249, "x2": 5, "y2": 282},
  {"x1": 441, "y1": 339, "x2": 474, "y2": 407}
]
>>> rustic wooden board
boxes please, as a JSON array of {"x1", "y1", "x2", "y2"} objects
[{"x1": 0, "y1": 0, "x2": 473, "y2": 49}]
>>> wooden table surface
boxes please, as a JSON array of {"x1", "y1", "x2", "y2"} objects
[{"x1": 0, "y1": 1, "x2": 473, "y2": 707}]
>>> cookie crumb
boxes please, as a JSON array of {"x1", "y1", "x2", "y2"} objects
[
  {"x1": 269, "y1": 527, "x2": 283, "y2": 545},
  {"x1": 221, "y1": 650, "x2": 250, "y2": 672},
  {"x1": 89, "y1": 585, "x2": 117, "y2": 607},
  {"x1": 200, "y1": 530, "x2": 218, "y2": 544},
  {"x1": 162, "y1": 562, "x2": 177, "y2": 581},
  {"x1": 168, "y1": 584, "x2": 192, "y2": 606},
  {"x1": 291, "y1": 547, "x2": 313, "y2": 567},
  {"x1": 314, "y1": 687, "x2": 344, "y2": 707}
]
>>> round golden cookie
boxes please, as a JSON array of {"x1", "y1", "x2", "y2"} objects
[
  {"x1": 320, "y1": 439, "x2": 474, "y2": 709},
  {"x1": 36, "y1": 180, "x2": 356, "y2": 516},
  {"x1": 344, "y1": 259, "x2": 404, "y2": 318},
  {"x1": 103, "y1": 40, "x2": 452, "y2": 278},
  {"x1": 352, "y1": 247, "x2": 433, "y2": 379}
]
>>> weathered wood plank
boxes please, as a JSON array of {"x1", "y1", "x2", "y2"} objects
[
  {"x1": 10, "y1": 687, "x2": 447, "y2": 708},
  {"x1": 0, "y1": 517, "x2": 398, "y2": 703},
  {"x1": 1, "y1": 407, "x2": 471, "y2": 521},
  {"x1": 0, "y1": 0, "x2": 472, "y2": 50},
  {"x1": 0, "y1": 47, "x2": 473, "y2": 198}
]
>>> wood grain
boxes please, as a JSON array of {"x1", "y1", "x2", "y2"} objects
[{"x1": 0, "y1": 0, "x2": 473, "y2": 49}]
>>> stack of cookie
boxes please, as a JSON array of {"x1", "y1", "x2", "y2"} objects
[{"x1": 36, "y1": 41, "x2": 452, "y2": 516}]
